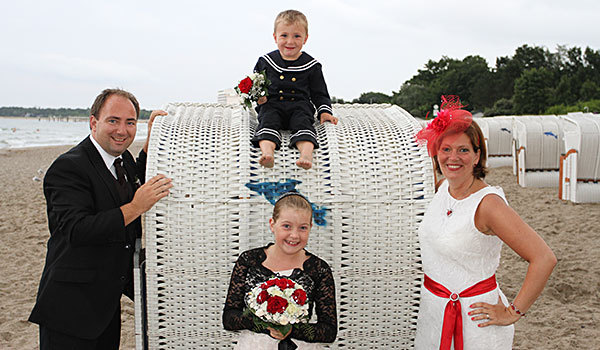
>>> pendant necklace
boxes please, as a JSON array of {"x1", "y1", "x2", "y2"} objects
[{"x1": 446, "y1": 178, "x2": 475, "y2": 217}]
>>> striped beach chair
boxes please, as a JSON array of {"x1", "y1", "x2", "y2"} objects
[
  {"x1": 512, "y1": 115, "x2": 564, "y2": 188},
  {"x1": 474, "y1": 116, "x2": 514, "y2": 168},
  {"x1": 559, "y1": 112, "x2": 600, "y2": 203},
  {"x1": 134, "y1": 103, "x2": 433, "y2": 349}
]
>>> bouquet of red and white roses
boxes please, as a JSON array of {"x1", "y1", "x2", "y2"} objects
[
  {"x1": 244, "y1": 276, "x2": 309, "y2": 335},
  {"x1": 235, "y1": 71, "x2": 271, "y2": 110}
]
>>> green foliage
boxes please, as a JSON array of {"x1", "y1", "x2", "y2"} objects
[
  {"x1": 331, "y1": 96, "x2": 347, "y2": 104},
  {"x1": 0, "y1": 106, "x2": 152, "y2": 119},
  {"x1": 545, "y1": 99, "x2": 600, "y2": 114},
  {"x1": 484, "y1": 98, "x2": 514, "y2": 116},
  {"x1": 377, "y1": 44, "x2": 600, "y2": 118},
  {"x1": 579, "y1": 80, "x2": 600, "y2": 101},
  {"x1": 391, "y1": 83, "x2": 434, "y2": 118},
  {"x1": 352, "y1": 92, "x2": 392, "y2": 104},
  {"x1": 513, "y1": 68, "x2": 555, "y2": 114}
]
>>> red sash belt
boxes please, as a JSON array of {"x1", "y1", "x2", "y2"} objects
[{"x1": 424, "y1": 274, "x2": 497, "y2": 350}]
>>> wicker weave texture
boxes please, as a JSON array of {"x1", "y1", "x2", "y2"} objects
[{"x1": 142, "y1": 103, "x2": 433, "y2": 349}]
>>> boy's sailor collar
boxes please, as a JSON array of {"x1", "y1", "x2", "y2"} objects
[{"x1": 262, "y1": 50, "x2": 319, "y2": 73}]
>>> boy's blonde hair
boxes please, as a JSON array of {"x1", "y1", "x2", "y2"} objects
[{"x1": 274, "y1": 9, "x2": 308, "y2": 35}]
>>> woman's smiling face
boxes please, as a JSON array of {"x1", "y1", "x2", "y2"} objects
[{"x1": 437, "y1": 132, "x2": 480, "y2": 181}]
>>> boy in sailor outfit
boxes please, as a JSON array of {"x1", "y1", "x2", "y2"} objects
[{"x1": 251, "y1": 9, "x2": 338, "y2": 170}]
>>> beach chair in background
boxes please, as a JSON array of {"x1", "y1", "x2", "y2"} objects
[
  {"x1": 511, "y1": 115, "x2": 565, "y2": 188},
  {"x1": 474, "y1": 116, "x2": 515, "y2": 168},
  {"x1": 559, "y1": 112, "x2": 600, "y2": 203},
  {"x1": 415, "y1": 118, "x2": 429, "y2": 128},
  {"x1": 134, "y1": 103, "x2": 432, "y2": 349}
]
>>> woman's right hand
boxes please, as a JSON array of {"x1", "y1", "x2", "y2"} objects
[{"x1": 257, "y1": 96, "x2": 267, "y2": 105}]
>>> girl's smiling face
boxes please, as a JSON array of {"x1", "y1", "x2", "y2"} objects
[{"x1": 270, "y1": 206, "x2": 312, "y2": 256}]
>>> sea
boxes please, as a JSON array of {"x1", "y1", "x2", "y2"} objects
[{"x1": 0, "y1": 117, "x2": 148, "y2": 149}]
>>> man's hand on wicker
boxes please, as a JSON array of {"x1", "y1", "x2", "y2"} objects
[
  {"x1": 143, "y1": 110, "x2": 168, "y2": 153},
  {"x1": 320, "y1": 112, "x2": 338, "y2": 125},
  {"x1": 469, "y1": 296, "x2": 521, "y2": 327},
  {"x1": 131, "y1": 174, "x2": 173, "y2": 213}
]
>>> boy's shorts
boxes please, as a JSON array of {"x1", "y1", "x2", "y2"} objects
[{"x1": 251, "y1": 101, "x2": 319, "y2": 150}]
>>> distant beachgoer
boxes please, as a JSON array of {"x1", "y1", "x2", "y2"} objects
[
  {"x1": 414, "y1": 96, "x2": 556, "y2": 349},
  {"x1": 223, "y1": 192, "x2": 337, "y2": 349},
  {"x1": 29, "y1": 88, "x2": 173, "y2": 349},
  {"x1": 250, "y1": 9, "x2": 338, "y2": 170}
]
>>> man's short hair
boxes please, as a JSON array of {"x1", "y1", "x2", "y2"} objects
[
  {"x1": 90, "y1": 88, "x2": 140, "y2": 119},
  {"x1": 274, "y1": 9, "x2": 308, "y2": 35}
]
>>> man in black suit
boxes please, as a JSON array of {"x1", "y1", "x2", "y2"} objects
[{"x1": 29, "y1": 88, "x2": 173, "y2": 349}]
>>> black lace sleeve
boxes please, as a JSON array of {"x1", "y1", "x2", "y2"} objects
[
  {"x1": 290, "y1": 256, "x2": 337, "y2": 343},
  {"x1": 222, "y1": 250, "x2": 266, "y2": 333}
]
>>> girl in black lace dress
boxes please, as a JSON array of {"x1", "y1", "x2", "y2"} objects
[{"x1": 223, "y1": 192, "x2": 337, "y2": 349}]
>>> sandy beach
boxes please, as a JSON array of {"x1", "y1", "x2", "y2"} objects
[{"x1": 1, "y1": 143, "x2": 598, "y2": 349}]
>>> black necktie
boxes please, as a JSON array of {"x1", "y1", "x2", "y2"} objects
[{"x1": 114, "y1": 158, "x2": 126, "y2": 185}]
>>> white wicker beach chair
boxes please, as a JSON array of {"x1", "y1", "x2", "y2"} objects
[
  {"x1": 134, "y1": 103, "x2": 433, "y2": 349},
  {"x1": 559, "y1": 112, "x2": 600, "y2": 203},
  {"x1": 474, "y1": 117, "x2": 514, "y2": 168},
  {"x1": 511, "y1": 115, "x2": 565, "y2": 188}
]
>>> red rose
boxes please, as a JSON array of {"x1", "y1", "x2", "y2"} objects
[
  {"x1": 238, "y1": 77, "x2": 253, "y2": 94},
  {"x1": 266, "y1": 295, "x2": 288, "y2": 314},
  {"x1": 261, "y1": 279, "x2": 277, "y2": 290},
  {"x1": 257, "y1": 290, "x2": 270, "y2": 304},
  {"x1": 291, "y1": 289, "x2": 307, "y2": 306},
  {"x1": 275, "y1": 278, "x2": 295, "y2": 290}
]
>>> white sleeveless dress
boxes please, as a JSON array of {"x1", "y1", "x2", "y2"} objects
[{"x1": 415, "y1": 181, "x2": 514, "y2": 350}]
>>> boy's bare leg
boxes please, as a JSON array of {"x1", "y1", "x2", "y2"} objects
[
  {"x1": 258, "y1": 140, "x2": 276, "y2": 168},
  {"x1": 296, "y1": 141, "x2": 314, "y2": 170}
]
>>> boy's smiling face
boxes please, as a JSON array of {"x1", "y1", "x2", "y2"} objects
[{"x1": 273, "y1": 21, "x2": 308, "y2": 61}]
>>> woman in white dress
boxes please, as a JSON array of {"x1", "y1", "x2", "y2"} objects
[{"x1": 414, "y1": 96, "x2": 557, "y2": 350}]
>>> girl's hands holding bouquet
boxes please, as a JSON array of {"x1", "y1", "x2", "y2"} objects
[
  {"x1": 267, "y1": 326, "x2": 292, "y2": 340},
  {"x1": 244, "y1": 277, "x2": 309, "y2": 337}
]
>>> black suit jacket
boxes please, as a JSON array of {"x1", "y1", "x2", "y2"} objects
[{"x1": 29, "y1": 136, "x2": 146, "y2": 339}]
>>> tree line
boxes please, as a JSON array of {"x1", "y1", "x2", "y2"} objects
[
  {"x1": 334, "y1": 44, "x2": 600, "y2": 118},
  {"x1": 0, "y1": 107, "x2": 152, "y2": 119}
]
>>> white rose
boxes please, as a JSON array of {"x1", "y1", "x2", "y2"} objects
[
  {"x1": 286, "y1": 303, "x2": 299, "y2": 316},
  {"x1": 279, "y1": 314, "x2": 289, "y2": 325},
  {"x1": 268, "y1": 286, "x2": 284, "y2": 297}
]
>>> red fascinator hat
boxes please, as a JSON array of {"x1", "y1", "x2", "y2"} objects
[{"x1": 416, "y1": 95, "x2": 473, "y2": 157}]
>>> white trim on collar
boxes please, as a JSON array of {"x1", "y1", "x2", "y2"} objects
[
  {"x1": 89, "y1": 134, "x2": 119, "y2": 179},
  {"x1": 262, "y1": 54, "x2": 319, "y2": 73}
]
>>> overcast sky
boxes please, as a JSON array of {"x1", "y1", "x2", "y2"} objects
[{"x1": 1, "y1": 0, "x2": 598, "y2": 109}]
